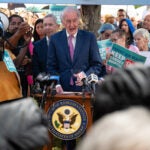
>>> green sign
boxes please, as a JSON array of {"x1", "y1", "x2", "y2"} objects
[
  {"x1": 107, "y1": 43, "x2": 146, "y2": 69},
  {"x1": 97, "y1": 39, "x2": 113, "y2": 60}
]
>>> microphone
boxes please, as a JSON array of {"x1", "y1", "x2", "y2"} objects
[
  {"x1": 48, "y1": 75, "x2": 60, "y2": 97},
  {"x1": 76, "y1": 71, "x2": 87, "y2": 87},
  {"x1": 49, "y1": 75, "x2": 60, "y2": 89},
  {"x1": 36, "y1": 72, "x2": 50, "y2": 85},
  {"x1": 87, "y1": 73, "x2": 98, "y2": 94},
  {"x1": 76, "y1": 71, "x2": 88, "y2": 98}
]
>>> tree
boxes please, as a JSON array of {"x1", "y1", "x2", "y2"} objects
[{"x1": 81, "y1": 5, "x2": 101, "y2": 37}]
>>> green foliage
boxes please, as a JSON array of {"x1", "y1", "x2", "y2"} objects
[
  {"x1": 26, "y1": 6, "x2": 42, "y2": 13},
  {"x1": 134, "y1": 5, "x2": 142, "y2": 9}
]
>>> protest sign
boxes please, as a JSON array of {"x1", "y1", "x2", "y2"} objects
[
  {"x1": 97, "y1": 39, "x2": 112, "y2": 60},
  {"x1": 107, "y1": 43, "x2": 146, "y2": 69}
]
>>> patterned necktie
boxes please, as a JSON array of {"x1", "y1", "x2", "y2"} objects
[
  {"x1": 68, "y1": 35, "x2": 74, "y2": 61},
  {"x1": 68, "y1": 35, "x2": 74, "y2": 85}
]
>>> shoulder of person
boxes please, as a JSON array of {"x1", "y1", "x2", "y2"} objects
[
  {"x1": 50, "y1": 30, "x2": 66, "y2": 40},
  {"x1": 33, "y1": 37, "x2": 46, "y2": 46},
  {"x1": 128, "y1": 44, "x2": 140, "y2": 54}
]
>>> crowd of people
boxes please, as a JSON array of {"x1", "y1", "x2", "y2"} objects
[{"x1": 1, "y1": 5, "x2": 150, "y2": 150}]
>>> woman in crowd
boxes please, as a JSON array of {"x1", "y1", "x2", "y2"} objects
[
  {"x1": 97, "y1": 23, "x2": 115, "y2": 76},
  {"x1": 32, "y1": 18, "x2": 45, "y2": 43},
  {"x1": 119, "y1": 18, "x2": 139, "y2": 53},
  {"x1": 133, "y1": 28, "x2": 150, "y2": 65},
  {"x1": 97, "y1": 23, "x2": 115, "y2": 40},
  {"x1": 133, "y1": 28, "x2": 150, "y2": 51},
  {"x1": 104, "y1": 14, "x2": 117, "y2": 28},
  {"x1": 106, "y1": 29, "x2": 127, "y2": 74},
  {"x1": 28, "y1": 19, "x2": 44, "y2": 95}
]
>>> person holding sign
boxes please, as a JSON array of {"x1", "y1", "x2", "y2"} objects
[
  {"x1": 97, "y1": 23, "x2": 115, "y2": 40},
  {"x1": 0, "y1": 20, "x2": 32, "y2": 102},
  {"x1": 106, "y1": 29, "x2": 144, "y2": 73}
]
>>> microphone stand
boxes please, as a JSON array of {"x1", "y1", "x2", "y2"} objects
[
  {"x1": 49, "y1": 82, "x2": 56, "y2": 102},
  {"x1": 40, "y1": 84, "x2": 48, "y2": 110},
  {"x1": 82, "y1": 84, "x2": 86, "y2": 108}
]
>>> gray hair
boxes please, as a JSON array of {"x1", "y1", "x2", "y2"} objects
[
  {"x1": 133, "y1": 28, "x2": 150, "y2": 41},
  {"x1": 44, "y1": 13, "x2": 57, "y2": 24},
  {"x1": 77, "y1": 106, "x2": 150, "y2": 150},
  {"x1": 60, "y1": 6, "x2": 80, "y2": 22}
]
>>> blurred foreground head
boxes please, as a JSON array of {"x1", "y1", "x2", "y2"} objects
[
  {"x1": 77, "y1": 106, "x2": 150, "y2": 150},
  {"x1": 0, "y1": 98, "x2": 49, "y2": 150},
  {"x1": 94, "y1": 64, "x2": 150, "y2": 121}
]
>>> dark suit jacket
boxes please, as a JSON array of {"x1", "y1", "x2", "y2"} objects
[
  {"x1": 32, "y1": 37, "x2": 48, "y2": 79},
  {"x1": 47, "y1": 29, "x2": 102, "y2": 91}
]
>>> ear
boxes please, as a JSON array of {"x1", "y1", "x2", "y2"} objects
[
  {"x1": 145, "y1": 38, "x2": 149, "y2": 43},
  {"x1": 61, "y1": 19, "x2": 65, "y2": 26},
  {"x1": 56, "y1": 24, "x2": 60, "y2": 30}
]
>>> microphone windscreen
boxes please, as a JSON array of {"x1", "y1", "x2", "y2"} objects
[
  {"x1": 49, "y1": 75, "x2": 60, "y2": 81},
  {"x1": 0, "y1": 12, "x2": 9, "y2": 31},
  {"x1": 88, "y1": 74, "x2": 98, "y2": 83},
  {"x1": 36, "y1": 72, "x2": 48, "y2": 82}
]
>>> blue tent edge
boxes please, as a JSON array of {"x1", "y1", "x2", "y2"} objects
[{"x1": 1, "y1": 0, "x2": 150, "y2": 5}]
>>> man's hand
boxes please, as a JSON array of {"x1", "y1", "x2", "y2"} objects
[
  {"x1": 56, "y1": 84, "x2": 64, "y2": 94},
  {"x1": 74, "y1": 71, "x2": 86, "y2": 86}
]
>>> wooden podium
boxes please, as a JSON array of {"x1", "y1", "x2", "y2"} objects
[{"x1": 34, "y1": 92, "x2": 93, "y2": 150}]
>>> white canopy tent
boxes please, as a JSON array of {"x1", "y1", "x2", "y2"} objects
[{"x1": 1, "y1": 0, "x2": 150, "y2": 5}]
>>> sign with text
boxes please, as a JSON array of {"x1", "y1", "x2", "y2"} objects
[
  {"x1": 107, "y1": 43, "x2": 146, "y2": 69},
  {"x1": 97, "y1": 39, "x2": 113, "y2": 60}
]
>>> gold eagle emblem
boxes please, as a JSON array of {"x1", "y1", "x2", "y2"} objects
[{"x1": 56, "y1": 112, "x2": 78, "y2": 129}]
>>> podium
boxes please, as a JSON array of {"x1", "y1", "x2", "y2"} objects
[{"x1": 34, "y1": 92, "x2": 93, "y2": 150}]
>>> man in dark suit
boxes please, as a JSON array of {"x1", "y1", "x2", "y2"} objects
[
  {"x1": 47, "y1": 6, "x2": 103, "y2": 150},
  {"x1": 47, "y1": 6, "x2": 102, "y2": 92},
  {"x1": 32, "y1": 14, "x2": 59, "y2": 79}
]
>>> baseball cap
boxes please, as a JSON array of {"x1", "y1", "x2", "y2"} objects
[{"x1": 98, "y1": 23, "x2": 115, "y2": 34}]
